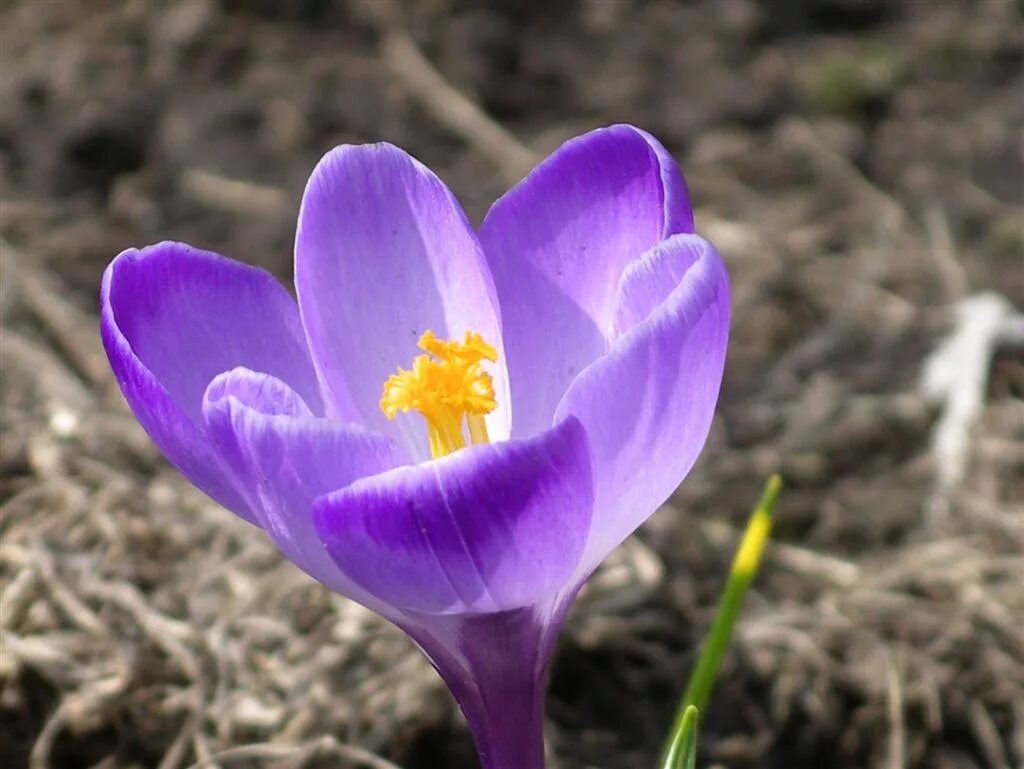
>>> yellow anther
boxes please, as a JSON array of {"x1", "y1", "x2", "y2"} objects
[{"x1": 380, "y1": 331, "x2": 498, "y2": 458}]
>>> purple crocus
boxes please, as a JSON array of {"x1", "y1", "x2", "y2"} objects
[{"x1": 101, "y1": 125, "x2": 729, "y2": 769}]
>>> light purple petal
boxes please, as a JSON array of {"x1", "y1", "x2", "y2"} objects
[
  {"x1": 202, "y1": 367, "x2": 404, "y2": 602},
  {"x1": 313, "y1": 417, "x2": 593, "y2": 615},
  {"x1": 610, "y1": 233, "x2": 710, "y2": 337},
  {"x1": 479, "y1": 124, "x2": 693, "y2": 438},
  {"x1": 295, "y1": 143, "x2": 509, "y2": 461},
  {"x1": 554, "y1": 234, "x2": 729, "y2": 577},
  {"x1": 101, "y1": 242, "x2": 323, "y2": 521}
]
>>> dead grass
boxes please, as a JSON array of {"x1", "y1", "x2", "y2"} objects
[{"x1": 2, "y1": 1, "x2": 1022, "y2": 768}]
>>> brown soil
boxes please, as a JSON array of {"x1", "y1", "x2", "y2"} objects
[{"x1": 2, "y1": 2, "x2": 1022, "y2": 768}]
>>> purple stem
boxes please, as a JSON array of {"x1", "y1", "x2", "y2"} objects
[{"x1": 404, "y1": 600, "x2": 572, "y2": 769}]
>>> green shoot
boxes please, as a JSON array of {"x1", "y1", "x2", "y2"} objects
[
  {"x1": 659, "y1": 474, "x2": 782, "y2": 769},
  {"x1": 662, "y1": 704, "x2": 699, "y2": 769}
]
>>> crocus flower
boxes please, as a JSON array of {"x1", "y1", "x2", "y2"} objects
[{"x1": 101, "y1": 124, "x2": 729, "y2": 769}]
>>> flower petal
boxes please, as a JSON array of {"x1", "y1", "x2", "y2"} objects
[
  {"x1": 101, "y1": 242, "x2": 323, "y2": 520},
  {"x1": 479, "y1": 124, "x2": 693, "y2": 438},
  {"x1": 610, "y1": 233, "x2": 710, "y2": 338},
  {"x1": 554, "y1": 234, "x2": 729, "y2": 577},
  {"x1": 313, "y1": 417, "x2": 593, "y2": 615},
  {"x1": 202, "y1": 367, "x2": 405, "y2": 600},
  {"x1": 295, "y1": 143, "x2": 509, "y2": 461}
]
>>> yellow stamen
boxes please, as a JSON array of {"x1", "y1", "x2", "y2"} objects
[{"x1": 380, "y1": 330, "x2": 498, "y2": 459}]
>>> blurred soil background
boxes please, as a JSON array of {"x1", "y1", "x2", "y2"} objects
[{"x1": 1, "y1": 1, "x2": 1022, "y2": 768}]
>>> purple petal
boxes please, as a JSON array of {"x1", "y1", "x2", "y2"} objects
[
  {"x1": 295, "y1": 143, "x2": 509, "y2": 461},
  {"x1": 554, "y1": 234, "x2": 729, "y2": 576},
  {"x1": 479, "y1": 124, "x2": 693, "y2": 438},
  {"x1": 202, "y1": 367, "x2": 404, "y2": 601},
  {"x1": 610, "y1": 233, "x2": 709, "y2": 337},
  {"x1": 313, "y1": 417, "x2": 593, "y2": 615},
  {"x1": 101, "y1": 242, "x2": 323, "y2": 520}
]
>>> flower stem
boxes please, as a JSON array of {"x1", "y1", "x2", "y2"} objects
[{"x1": 407, "y1": 606, "x2": 562, "y2": 769}]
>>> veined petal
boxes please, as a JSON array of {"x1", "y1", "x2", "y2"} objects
[
  {"x1": 295, "y1": 143, "x2": 509, "y2": 461},
  {"x1": 313, "y1": 417, "x2": 593, "y2": 615},
  {"x1": 554, "y1": 234, "x2": 729, "y2": 578},
  {"x1": 101, "y1": 242, "x2": 324, "y2": 521},
  {"x1": 479, "y1": 124, "x2": 693, "y2": 438},
  {"x1": 202, "y1": 368, "x2": 404, "y2": 602}
]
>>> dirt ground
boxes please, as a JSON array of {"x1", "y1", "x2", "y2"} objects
[{"x1": 1, "y1": 1, "x2": 1022, "y2": 768}]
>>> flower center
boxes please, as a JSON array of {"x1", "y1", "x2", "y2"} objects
[{"x1": 380, "y1": 330, "x2": 498, "y2": 459}]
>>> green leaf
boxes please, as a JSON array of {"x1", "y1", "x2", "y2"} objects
[
  {"x1": 658, "y1": 474, "x2": 782, "y2": 769},
  {"x1": 662, "y1": 705, "x2": 699, "y2": 769}
]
